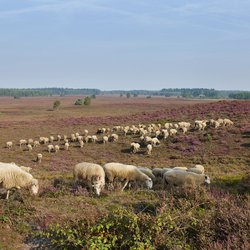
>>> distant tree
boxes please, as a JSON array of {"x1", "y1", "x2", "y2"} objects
[
  {"x1": 126, "y1": 93, "x2": 131, "y2": 98},
  {"x1": 146, "y1": 95, "x2": 152, "y2": 99},
  {"x1": 53, "y1": 100, "x2": 61, "y2": 110},
  {"x1": 120, "y1": 93, "x2": 123, "y2": 97},
  {"x1": 84, "y1": 96, "x2": 91, "y2": 106},
  {"x1": 91, "y1": 94, "x2": 96, "y2": 99},
  {"x1": 133, "y1": 93, "x2": 138, "y2": 97},
  {"x1": 75, "y1": 99, "x2": 84, "y2": 105},
  {"x1": 13, "y1": 95, "x2": 20, "y2": 99}
]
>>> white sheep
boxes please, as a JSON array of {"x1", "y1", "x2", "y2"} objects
[
  {"x1": 19, "y1": 139, "x2": 27, "y2": 148},
  {"x1": 73, "y1": 162, "x2": 105, "y2": 196},
  {"x1": 169, "y1": 129, "x2": 177, "y2": 136},
  {"x1": 27, "y1": 144, "x2": 33, "y2": 151},
  {"x1": 173, "y1": 166, "x2": 188, "y2": 171},
  {"x1": 85, "y1": 135, "x2": 92, "y2": 143},
  {"x1": 131, "y1": 142, "x2": 140, "y2": 153},
  {"x1": 110, "y1": 134, "x2": 119, "y2": 142},
  {"x1": 102, "y1": 136, "x2": 109, "y2": 144},
  {"x1": 103, "y1": 162, "x2": 153, "y2": 190},
  {"x1": 79, "y1": 140, "x2": 84, "y2": 148},
  {"x1": 6, "y1": 141, "x2": 13, "y2": 149},
  {"x1": 19, "y1": 166, "x2": 32, "y2": 173},
  {"x1": 0, "y1": 162, "x2": 39, "y2": 199},
  {"x1": 91, "y1": 135, "x2": 98, "y2": 143},
  {"x1": 54, "y1": 145, "x2": 60, "y2": 153},
  {"x1": 137, "y1": 167, "x2": 155, "y2": 181},
  {"x1": 223, "y1": 118, "x2": 234, "y2": 126},
  {"x1": 57, "y1": 135, "x2": 62, "y2": 141},
  {"x1": 146, "y1": 144, "x2": 152, "y2": 155},
  {"x1": 162, "y1": 129, "x2": 169, "y2": 140},
  {"x1": 163, "y1": 170, "x2": 210, "y2": 188},
  {"x1": 64, "y1": 142, "x2": 69, "y2": 151},
  {"x1": 47, "y1": 144, "x2": 54, "y2": 153},
  {"x1": 28, "y1": 138, "x2": 33, "y2": 145},
  {"x1": 187, "y1": 164, "x2": 205, "y2": 174},
  {"x1": 151, "y1": 137, "x2": 160, "y2": 146},
  {"x1": 49, "y1": 136, "x2": 55, "y2": 143},
  {"x1": 83, "y1": 129, "x2": 89, "y2": 136},
  {"x1": 37, "y1": 153, "x2": 42, "y2": 163}
]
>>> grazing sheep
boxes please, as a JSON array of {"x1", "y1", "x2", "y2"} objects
[
  {"x1": 54, "y1": 145, "x2": 60, "y2": 153},
  {"x1": 49, "y1": 136, "x2": 54, "y2": 143},
  {"x1": 138, "y1": 167, "x2": 155, "y2": 181},
  {"x1": 151, "y1": 137, "x2": 160, "y2": 146},
  {"x1": 146, "y1": 144, "x2": 152, "y2": 155},
  {"x1": 0, "y1": 162, "x2": 39, "y2": 199},
  {"x1": 57, "y1": 135, "x2": 62, "y2": 141},
  {"x1": 162, "y1": 129, "x2": 169, "y2": 140},
  {"x1": 33, "y1": 141, "x2": 40, "y2": 147},
  {"x1": 47, "y1": 144, "x2": 54, "y2": 153},
  {"x1": 188, "y1": 164, "x2": 205, "y2": 174},
  {"x1": 110, "y1": 134, "x2": 119, "y2": 142},
  {"x1": 91, "y1": 135, "x2": 98, "y2": 143},
  {"x1": 223, "y1": 118, "x2": 234, "y2": 126},
  {"x1": 85, "y1": 135, "x2": 92, "y2": 143},
  {"x1": 152, "y1": 168, "x2": 164, "y2": 178},
  {"x1": 102, "y1": 136, "x2": 109, "y2": 144},
  {"x1": 79, "y1": 140, "x2": 84, "y2": 148},
  {"x1": 27, "y1": 144, "x2": 32, "y2": 151},
  {"x1": 73, "y1": 162, "x2": 105, "y2": 196},
  {"x1": 131, "y1": 142, "x2": 140, "y2": 153},
  {"x1": 37, "y1": 153, "x2": 42, "y2": 163},
  {"x1": 71, "y1": 134, "x2": 76, "y2": 142},
  {"x1": 163, "y1": 170, "x2": 210, "y2": 188},
  {"x1": 103, "y1": 162, "x2": 153, "y2": 190},
  {"x1": 83, "y1": 129, "x2": 89, "y2": 136},
  {"x1": 169, "y1": 129, "x2": 177, "y2": 136},
  {"x1": 6, "y1": 141, "x2": 13, "y2": 149},
  {"x1": 64, "y1": 142, "x2": 69, "y2": 151},
  {"x1": 63, "y1": 135, "x2": 68, "y2": 141},
  {"x1": 19, "y1": 139, "x2": 27, "y2": 148}
]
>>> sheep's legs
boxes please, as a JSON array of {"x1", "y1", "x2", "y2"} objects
[
  {"x1": 6, "y1": 190, "x2": 10, "y2": 200},
  {"x1": 121, "y1": 180, "x2": 129, "y2": 191}
]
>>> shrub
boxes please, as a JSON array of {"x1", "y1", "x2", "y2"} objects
[
  {"x1": 84, "y1": 96, "x2": 91, "y2": 106},
  {"x1": 53, "y1": 100, "x2": 61, "y2": 110},
  {"x1": 74, "y1": 99, "x2": 84, "y2": 105}
]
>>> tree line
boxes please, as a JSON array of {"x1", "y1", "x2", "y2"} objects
[{"x1": 0, "y1": 87, "x2": 249, "y2": 99}]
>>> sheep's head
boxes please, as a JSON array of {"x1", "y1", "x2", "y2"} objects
[
  {"x1": 145, "y1": 178, "x2": 153, "y2": 189},
  {"x1": 31, "y1": 179, "x2": 39, "y2": 195},
  {"x1": 204, "y1": 175, "x2": 211, "y2": 184},
  {"x1": 92, "y1": 176, "x2": 104, "y2": 196}
]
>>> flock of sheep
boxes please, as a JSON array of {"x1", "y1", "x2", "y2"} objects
[{"x1": 1, "y1": 118, "x2": 233, "y2": 199}]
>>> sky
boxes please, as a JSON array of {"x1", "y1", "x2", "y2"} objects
[{"x1": 0, "y1": 0, "x2": 250, "y2": 91}]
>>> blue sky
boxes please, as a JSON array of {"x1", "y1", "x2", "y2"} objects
[{"x1": 0, "y1": 0, "x2": 250, "y2": 90}]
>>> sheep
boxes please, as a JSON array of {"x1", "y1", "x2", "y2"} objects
[
  {"x1": 57, "y1": 135, "x2": 62, "y2": 141},
  {"x1": 223, "y1": 118, "x2": 234, "y2": 126},
  {"x1": 33, "y1": 141, "x2": 40, "y2": 147},
  {"x1": 91, "y1": 135, "x2": 98, "y2": 143},
  {"x1": 37, "y1": 153, "x2": 42, "y2": 163},
  {"x1": 54, "y1": 145, "x2": 60, "y2": 153},
  {"x1": 77, "y1": 135, "x2": 84, "y2": 141},
  {"x1": 163, "y1": 170, "x2": 210, "y2": 188},
  {"x1": 169, "y1": 129, "x2": 177, "y2": 136},
  {"x1": 131, "y1": 142, "x2": 140, "y2": 153},
  {"x1": 85, "y1": 135, "x2": 92, "y2": 143},
  {"x1": 187, "y1": 164, "x2": 205, "y2": 174},
  {"x1": 151, "y1": 137, "x2": 160, "y2": 147},
  {"x1": 6, "y1": 141, "x2": 13, "y2": 149},
  {"x1": 49, "y1": 136, "x2": 55, "y2": 143},
  {"x1": 146, "y1": 144, "x2": 152, "y2": 155},
  {"x1": 152, "y1": 168, "x2": 164, "y2": 178},
  {"x1": 79, "y1": 140, "x2": 84, "y2": 148},
  {"x1": 110, "y1": 133, "x2": 119, "y2": 142},
  {"x1": 162, "y1": 129, "x2": 169, "y2": 140},
  {"x1": 27, "y1": 144, "x2": 33, "y2": 151},
  {"x1": 73, "y1": 162, "x2": 105, "y2": 196},
  {"x1": 0, "y1": 162, "x2": 39, "y2": 199},
  {"x1": 103, "y1": 162, "x2": 153, "y2": 190},
  {"x1": 47, "y1": 144, "x2": 54, "y2": 153},
  {"x1": 19, "y1": 139, "x2": 27, "y2": 148},
  {"x1": 102, "y1": 136, "x2": 109, "y2": 144},
  {"x1": 71, "y1": 134, "x2": 76, "y2": 142},
  {"x1": 83, "y1": 129, "x2": 89, "y2": 136},
  {"x1": 137, "y1": 167, "x2": 156, "y2": 181},
  {"x1": 64, "y1": 142, "x2": 69, "y2": 151}
]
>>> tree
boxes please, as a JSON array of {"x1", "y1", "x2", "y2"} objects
[
  {"x1": 84, "y1": 96, "x2": 91, "y2": 105},
  {"x1": 53, "y1": 100, "x2": 61, "y2": 110},
  {"x1": 120, "y1": 93, "x2": 123, "y2": 97},
  {"x1": 126, "y1": 93, "x2": 131, "y2": 98}
]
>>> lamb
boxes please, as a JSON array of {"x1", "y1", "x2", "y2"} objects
[
  {"x1": 103, "y1": 162, "x2": 153, "y2": 190},
  {"x1": 163, "y1": 170, "x2": 210, "y2": 188},
  {"x1": 37, "y1": 153, "x2": 42, "y2": 163},
  {"x1": 146, "y1": 144, "x2": 152, "y2": 155},
  {"x1": 0, "y1": 162, "x2": 39, "y2": 199},
  {"x1": 73, "y1": 162, "x2": 105, "y2": 196},
  {"x1": 64, "y1": 142, "x2": 69, "y2": 151},
  {"x1": 131, "y1": 142, "x2": 140, "y2": 153},
  {"x1": 151, "y1": 137, "x2": 160, "y2": 146},
  {"x1": 47, "y1": 144, "x2": 54, "y2": 153},
  {"x1": 6, "y1": 141, "x2": 13, "y2": 149}
]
